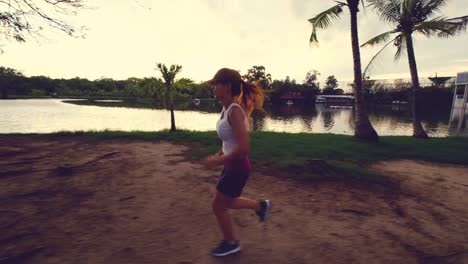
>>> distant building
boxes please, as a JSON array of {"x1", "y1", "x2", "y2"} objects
[
  {"x1": 315, "y1": 95, "x2": 354, "y2": 105},
  {"x1": 449, "y1": 72, "x2": 468, "y2": 136},
  {"x1": 279, "y1": 92, "x2": 304, "y2": 100}
]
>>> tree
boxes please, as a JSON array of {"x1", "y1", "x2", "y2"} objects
[
  {"x1": 0, "y1": 67, "x2": 23, "y2": 98},
  {"x1": 309, "y1": 0, "x2": 379, "y2": 142},
  {"x1": 28, "y1": 76, "x2": 57, "y2": 95},
  {"x1": 271, "y1": 76, "x2": 302, "y2": 93},
  {"x1": 139, "y1": 77, "x2": 164, "y2": 99},
  {"x1": 192, "y1": 82, "x2": 213, "y2": 99},
  {"x1": 362, "y1": 77, "x2": 377, "y2": 99},
  {"x1": 361, "y1": 0, "x2": 468, "y2": 138},
  {"x1": 323, "y1": 75, "x2": 339, "y2": 95},
  {"x1": 269, "y1": 76, "x2": 303, "y2": 103},
  {"x1": 242, "y1": 66, "x2": 272, "y2": 89},
  {"x1": 95, "y1": 78, "x2": 117, "y2": 93},
  {"x1": 174, "y1": 78, "x2": 196, "y2": 99},
  {"x1": 302, "y1": 70, "x2": 321, "y2": 101},
  {"x1": 304, "y1": 70, "x2": 320, "y2": 90},
  {"x1": 67, "y1": 77, "x2": 97, "y2": 95},
  {"x1": 156, "y1": 63, "x2": 182, "y2": 132},
  {"x1": 325, "y1": 75, "x2": 338, "y2": 89},
  {"x1": 0, "y1": 0, "x2": 86, "y2": 44}
]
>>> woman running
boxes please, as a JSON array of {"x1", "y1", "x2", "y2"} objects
[{"x1": 202, "y1": 68, "x2": 272, "y2": 257}]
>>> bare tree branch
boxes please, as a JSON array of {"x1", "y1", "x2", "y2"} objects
[{"x1": 0, "y1": 0, "x2": 87, "y2": 44}]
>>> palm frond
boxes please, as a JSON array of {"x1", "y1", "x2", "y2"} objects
[
  {"x1": 360, "y1": 0, "x2": 367, "y2": 14},
  {"x1": 414, "y1": 16, "x2": 453, "y2": 36},
  {"x1": 361, "y1": 30, "x2": 397, "y2": 47},
  {"x1": 156, "y1": 63, "x2": 183, "y2": 85},
  {"x1": 175, "y1": 78, "x2": 194, "y2": 87},
  {"x1": 421, "y1": 0, "x2": 449, "y2": 17},
  {"x1": 308, "y1": 3, "x2": 344, "y2": 45},
  {"x1": 362, "y1": 35, "x2": 399, "y2": 78},
  {"x1": 173, "y1": 79, "x2": 193, "y2": 94},
  {"x1": 335, "y1": 1, "x2": 348, "y2": 5},
  {"x1": 367, "y1": 0, "x2": 401, "y2": 23},
  {"x1": 437, "y1": 15, "x2": 468, "y2": 38},
  {"x1": 394, "y1": 34, "x2": 407, "y2": 61},
  {"x1": 400, "y1": 0, "x2": 419, "y2": 22},
  {"x1": 308, "y1": 4, "x2": 344, "y2": 29}
]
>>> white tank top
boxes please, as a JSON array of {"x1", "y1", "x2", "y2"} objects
[{"x1": 216, "y1": 103, "x2": 248, "y2": 155}]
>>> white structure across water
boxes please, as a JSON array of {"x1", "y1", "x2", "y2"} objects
[{"x1": 449, "y1": 72, "x2": 468, "y2": 135}]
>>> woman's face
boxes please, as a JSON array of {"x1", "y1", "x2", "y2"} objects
[{"x1": 212, "y1": 82, "x2": 231, "y2": 102}]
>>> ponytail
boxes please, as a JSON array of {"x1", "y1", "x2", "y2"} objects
[{"x1": 236, "y1": 80, "x2": 265, "y2": 119}]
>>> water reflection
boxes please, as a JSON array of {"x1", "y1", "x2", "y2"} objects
[
  {"x1": 0, "y1": 99, "x2": 465, "y2": 137},
  {"x1": 321, "y1": 110, "x2": 335, "y2": 130},
  {"x1": 251, "y1": 112, "x2": 266, "y2": 131}
]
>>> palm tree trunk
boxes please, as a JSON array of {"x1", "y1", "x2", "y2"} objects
[
  {"x1": 349, "y1": 3, "x2": 378, "y2": 142},
  {"x1": 404, "y1": 33, "x2": 428, "y2": 139},
  {"x1": 165, "y1": 83, "x2": 176, "y2": 132},
  {"x1": 165, "y1": 85, "x2": 170, "y2": 108},
  {"x1": 170, "y1": 102, "x2": 176, "y2": 132}
]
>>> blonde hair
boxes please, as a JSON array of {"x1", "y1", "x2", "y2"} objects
[{"x1": 236, "y1": 80, "x2": 265, "y2": 119}]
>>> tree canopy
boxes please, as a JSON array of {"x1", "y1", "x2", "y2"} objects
[
  {"x1": 242, "y1": 66, "x2": 272, "y2": 89},
  {"x1": 0, "y1": 0, "x2": 87, "y2": 44}
]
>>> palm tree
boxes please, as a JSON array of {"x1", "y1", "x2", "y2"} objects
[
  {"x1": 361, "y1": 0, "x2": 468, "y2": 138},
  {"x1": 156, "y1": 63, "x2": 182, "y2": 132},
  {"x1": 140, "y1": 77, "x2": 164, "y2": 100},
  {"x1": 309, "y1": 0, "x2": 379, "y2": 142},
  {"x1": 174, "y1": 78, "x2": 196, "y2": 96}
]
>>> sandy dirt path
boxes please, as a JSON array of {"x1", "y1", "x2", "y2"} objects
[{"x1": 0, "y1": 136, "x2": 467, "y2": 264}]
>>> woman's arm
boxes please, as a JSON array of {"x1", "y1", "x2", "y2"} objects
[{"x1": 215, "y1": 148, "x2": 223, "y2": 156}]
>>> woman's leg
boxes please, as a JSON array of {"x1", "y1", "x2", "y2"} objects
[
  {"x1": 229, "y1": 196, "x2": 271, "y2": 223},
  {"x1": 212, "y1": 191, "x2": 237, "y2": 241},
  {"x1": 227, "y1": 197, "x2": 260, "y2": 211}
]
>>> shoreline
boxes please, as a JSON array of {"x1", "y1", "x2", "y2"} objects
[{"x1": 2, "y1": 131, "x2": 467, "y2": 185}]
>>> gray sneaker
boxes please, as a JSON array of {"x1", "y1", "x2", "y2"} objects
[
  {"x1": 211, "y1": 240, "x2": 241, "y2": 257},
  {"x1": 256, "y1": 199, "x2": 271, "y2": 222}
]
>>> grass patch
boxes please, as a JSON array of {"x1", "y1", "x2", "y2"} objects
[{"x1": 8, "y1": 130, "x2": 468, "y2": 186}]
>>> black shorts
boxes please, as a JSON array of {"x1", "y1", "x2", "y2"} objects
[{"x1": 216, "y1": 168, "x2": 250, "y2": 198}]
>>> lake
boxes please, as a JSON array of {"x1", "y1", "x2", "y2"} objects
[{"x1": 0, "y1": 99, "x2": 466, "y2": 137}]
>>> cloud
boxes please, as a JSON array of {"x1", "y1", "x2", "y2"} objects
[
  {"x1": 2, "y1": 0, "x2": 468, "y2": 83},
  {"x1": 290, "y1": 0, "x2": 314, "y2": 18},
  {"x1": 450, "y1": 59, "x2": 468, "y2": 64}
]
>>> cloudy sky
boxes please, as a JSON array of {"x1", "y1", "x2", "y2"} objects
[{"x1": 2, "y1": 0, "x2": 468, "y2": 84}]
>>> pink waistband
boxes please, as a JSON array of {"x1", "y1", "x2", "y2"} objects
[{"x1": 224, "y1": 156, "x2": 251, "y2": 172}]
